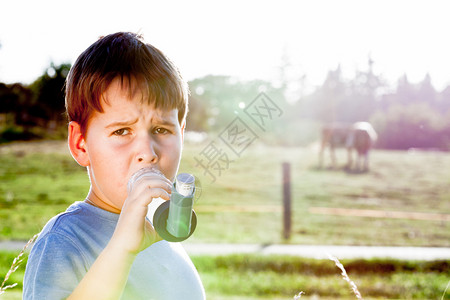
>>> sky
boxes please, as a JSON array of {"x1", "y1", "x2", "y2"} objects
[{"x1": 1, "y1": 0, "x2": 449, "y2": 95}]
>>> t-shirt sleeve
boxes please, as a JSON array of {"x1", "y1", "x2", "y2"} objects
[{"x1": 23, "y1": 232, "x2": 88, "y2": 300}]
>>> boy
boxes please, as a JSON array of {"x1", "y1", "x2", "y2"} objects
[{"x1": 23, "y1": 32, "x2": 206, "y2": 299}]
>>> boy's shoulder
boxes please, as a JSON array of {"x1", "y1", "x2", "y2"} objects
[
  {"x1": 23, "y1": 202, "x2": 114, "y2": 299},
  {"x1": 34, "y1": 201, "x2": 119, "y2": 251},
  {"x1": 40, "y1": 201, "x2": 106, "y2": 229}
]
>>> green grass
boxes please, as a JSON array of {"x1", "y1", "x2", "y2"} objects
[
  {"x1": 0, "y1": 290, "x2": 22, "y2": 300},
  {"x1": 0, "y1": 251, "x2": 27, "y2": 299},
  {"x1": 184, "y1": 144, "x2": 450, "y2": 246},
  {"x1": 1, "y1": 250, "x2": 448, "y2": 299},
  {"x1": 191, "y1": 255, "x2": 450, "y2": 299},
  {"x1": 1, "y1": 141, "x2": 450, "y2": 246},
  {"x1": 1, "y1": 140, "x2": 450, "y2": 299},
  {"x1": 0, "y1": 147, "x2": 89, "y2": 240}
]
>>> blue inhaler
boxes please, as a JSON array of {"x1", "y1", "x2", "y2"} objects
[{"x1": 153, "y1": 173, "x2": 197, "y2": 242}]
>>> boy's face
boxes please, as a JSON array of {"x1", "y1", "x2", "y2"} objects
[{"x1": 82, "y1": 78, "x2": 183, "y2": 213}]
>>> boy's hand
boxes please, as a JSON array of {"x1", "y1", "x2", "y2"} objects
[{"x1": 111, "y1": 168, "x2": 173, "y2": 255}]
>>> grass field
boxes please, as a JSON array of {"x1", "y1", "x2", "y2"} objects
[
  {"x1": 1, "y1": 140, "x2": 449, "y2": 299},
  {"x1": 1, "y1": 251, "x2": 449, "y2": 299},
  {"x1": 1, "y1": 140, "x2": 449, "y2": 246}
]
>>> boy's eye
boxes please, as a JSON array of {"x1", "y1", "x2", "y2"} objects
[
  {"x1": 153, "y1": 127, "x2": 169, "y2": 135},
  {"x1": 113, "y1": 128, "x2": 130, "y2": 136}
]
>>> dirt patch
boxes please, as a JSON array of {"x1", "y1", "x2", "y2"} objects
[
  {"x1": 0, "y1": 140, "x2": 69, "y2": 156},
  {"x1": 196, "y1": 205, "x2": 282, "y2": 213},
  {"x1": 309, "y1": 207, "x2": 450, "y2": 222}
]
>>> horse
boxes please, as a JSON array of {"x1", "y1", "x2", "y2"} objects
[{"x1": 319, "y1": 122, "x2": 377, "y2": 171}]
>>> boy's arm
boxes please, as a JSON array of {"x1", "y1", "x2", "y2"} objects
[
  {"x1": 68, "y1": 172, "x2": 172, "y2": 300},
  {"x1": 67, "y1": 241, "x2": 136, "y2": 299}
]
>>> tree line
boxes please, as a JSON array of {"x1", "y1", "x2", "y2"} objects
[
  {"x1": 0, "y1": 63, "x2": 70, "y2": 141},
  {"x1": 294, "y1": 64, "x2": 450, "y2": 150},
  {"x1": 1, "y1": 61, "x2": 450, "y2": 150}
]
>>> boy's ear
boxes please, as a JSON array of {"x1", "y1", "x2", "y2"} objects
[
  {"x1": 181, "y1": 121, "x2": 186, "y2": 142},
  {"x1": 68, "y1": 122, "x2": 90, "y2": 167}
]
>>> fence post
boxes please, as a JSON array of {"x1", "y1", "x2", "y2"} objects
[{"x1": 282, "y1": 162, "x2": 291, "y2": 240}]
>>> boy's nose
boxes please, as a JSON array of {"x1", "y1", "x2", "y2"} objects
[{"x1": 136, "y1": 135, "x2": 158, "y2": 164}]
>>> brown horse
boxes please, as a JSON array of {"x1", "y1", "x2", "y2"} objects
[{"x1": 319, "y1": 122, "x2": 377, "y2": 171}]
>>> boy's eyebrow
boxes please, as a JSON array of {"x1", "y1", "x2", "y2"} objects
[
  {"x1": 105, "y1": 116, "x2": 177, "y2": 128},
  {"x1": 105, "y1": 118, "x2": 139, "y2": 128},
  {"x1": 153, "y1": 118, "x2": 177, "y2": 127}
]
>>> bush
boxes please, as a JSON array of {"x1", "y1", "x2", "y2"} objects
[
  {"x1": 0, "y1": 126, "x2": 40, "y2": 144},
  {"x1": 371, "y1": 103, "x2": 450, "y2": 150}
]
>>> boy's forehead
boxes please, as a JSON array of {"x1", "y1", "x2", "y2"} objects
[
  {"x1": 94, "y1": 76, "x2": 181, "y2": 124},
  {"x1": 98, "y1": 82, "x2": 176, "y2": 117}
]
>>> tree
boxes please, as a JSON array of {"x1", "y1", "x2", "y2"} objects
[
  {"x1": 348, "y1": 56, "x2": 384, "y2": 121},
  {"x1": 185, "y1": 93, "x2": 209, "y2": 132},
  {"x1": 29, "y1": 62, "x2": 71, "y2": 130},
  {"x1": 0, "y1": 82, "x2": 34, "y2": 125},
  {"x1": 437, "y1": 85, "x2": 450, "y2": 114},
  {"x1": 309, "y1": 65, "x2": 347, "y2": 123},
  {"x1": 188, "y1": 75, "x2": 285, "y2": 132},
  {"x1": 417, "y1": 73, "x2": 437, "y2": 107}
]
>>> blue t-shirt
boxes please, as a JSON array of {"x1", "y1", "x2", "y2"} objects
[{"x1": 23, "y1": 201, "x2": 205, "y2": 300}]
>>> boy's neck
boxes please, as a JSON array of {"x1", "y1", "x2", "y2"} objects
[{"x1": 85, "y1": 190, "x2": 121, "y2": 214}]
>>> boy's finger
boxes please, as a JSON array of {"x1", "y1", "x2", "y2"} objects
[
  {"x1": 129, "y1": 178, "x2": 172, "y2": 192},
  {"x1": 128, "y1": 171, "x2": 172, "y2": 194},
  {"x1": 131, "y1": 188, "x2": 170, "y2": 206},
  {"x1": 147, "y1": 188, "x2": 171, "y2": 202},
  {"x1": 130, "y1": 180, "x2": 172, "y2": 197}
]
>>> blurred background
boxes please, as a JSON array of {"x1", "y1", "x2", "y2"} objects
[
  {"x1": 1, "y1": 0, "x2": 449, "y2": 299},
  {"x1": 1, "y1": 0, "x2": 450, "y2": 148}
]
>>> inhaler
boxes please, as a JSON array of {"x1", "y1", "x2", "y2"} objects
[
  {"x1": 129, "y1": 168, "x2": 197, "y2": 242},
  {"x1": 131, "y1": 169, "x2": 196, "y2": 242}
]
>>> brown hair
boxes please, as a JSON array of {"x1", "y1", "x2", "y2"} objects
[{"x1": 65, "y1": 32, "x2": 188, "y2": 136}]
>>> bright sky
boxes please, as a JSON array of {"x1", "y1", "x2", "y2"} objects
[{"x1": 1, "y1": 0, "x2": 449, "y2": 94}]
